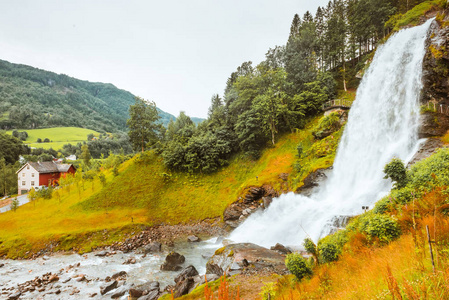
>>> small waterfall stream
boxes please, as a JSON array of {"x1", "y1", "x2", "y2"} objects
[{"x1": 229, "y1": 19, "x2": 434, "y2": 247}]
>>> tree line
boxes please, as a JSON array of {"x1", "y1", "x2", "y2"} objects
[{"x1": 127, "y1": 0, "x2": 429, "y2": 174}]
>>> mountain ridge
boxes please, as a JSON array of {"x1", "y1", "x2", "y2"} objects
[{"x1": 0, "y1": 59, "x2": 203, "y2": 132}]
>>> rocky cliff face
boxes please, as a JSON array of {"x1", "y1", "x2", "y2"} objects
[{"x1": 420, "y1": 11, "x2": 449, "y2": 138}]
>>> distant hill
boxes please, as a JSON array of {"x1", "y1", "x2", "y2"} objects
[{"x1": 0, "y1": 59, "x2": 201, "y2": 132}]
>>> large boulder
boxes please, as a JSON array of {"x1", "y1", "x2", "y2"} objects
[
  {"x1": 175, "y1": 265, "x2": 199, "y2": 283},
  {"x1": 143, "y1": 242, "x2": 162, "y2": 254},
  {"x1": 129, "y1": 281, "x2": 159, "y2": 299},
  {"x1": 100, "y1": 280, "x2": 118, "y2": 295},
  {"x1": 206, "y1": 243, "x2": 287, "y2": 276},
  {"x1": 174, "y1": 277, "x2": 194, "y2": 298},
  {"x1": 161, "y1": 252, "x2": 185, "y2": 271}
]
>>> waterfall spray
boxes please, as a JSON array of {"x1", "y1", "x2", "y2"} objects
[{"x1": 229, "y1": 19, "x2": 434, "y2": 247}]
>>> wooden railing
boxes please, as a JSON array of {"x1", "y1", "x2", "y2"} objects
[
  {"x1": 322, "y1": 99, "x2": 352, "y2": 111},
  {"x1": 424, "y1": 102, "x2": 449, "y2": 116}
]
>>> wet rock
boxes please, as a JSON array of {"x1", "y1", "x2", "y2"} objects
[
  {"x1": 143, "y1": 242, "x2": 162, "y2": 253},
  {"x1": 55, "y1": 289, "x2": 61, "y2": 295},
  {"x1": 161, "y1": 252, "x2": 185, "y2": 271},
  {"x1": 123, "y1": 257, "x2": 137, "y2": 265},
  {"x1": 422, "y1": 19, "x2": 449, "y2": 104},
  {"x1": 262, "y1": 196, "x2": 273, "y2": 209},
  {"x1": 95, "y1": 250, "x2": 109, "y2": 257},
  {"x1": 207, "y1": 243, "x2": 288, "y2": 276},
  {"x1": 296, "y1": 168, "x2": 331, "y2": 196},
  {"x1": 0, "y1": 263, "x2": 4, "y2": 268},
  {"x1": 205, "y1": 262, "x2": 224, "y2": 277},
  {"x1": 419, "y1": 112, "x2": 449, "y2": 138},
  {"x1": 187, "y1": 235, "x2": 201, "y2": 242},
  {"x1": 42, "y1": 255, "x2": 50, "y2": 260},
  {"x1": 48, "y1": 274, "x2": 59, "y2": 283},
  {"x1": 62, "y1": 277, "x2": 71, "y2": 283},
  {"x1": 76, "y1": 275, "x2": 86, "y2": 282},
  {"x1": 101, "y1": 280, "x2": 118, "y2": 295},
  {"x1": 408, "y1": 138, "x2": 445, "y2": 166},
  {"x1": 193, "y1": 274, "x2": 220, "y2": 287},
  {"x1": 174, "y1": 277, "x2": 194, "y2": 298},
  {"x1": 70, "y1": 288, "x2": 80, "y2": 295},
  {"x1": 174, "y1": 265, "x2": 199, "y2": 283},
  {"x1": 7, "y1": 291, "x2": 21, "y2": 300},
  {"x1": 129, "y1": 281, "x2": 159, "y2": 298},
  {"x1": 89, "y1": 293, "x2": 97, "y2": 297},
  {"x1": 139, "y1": 289, "x2": 160, "y2": 300},
  {"x1": 270, "y1": 243, "x2": 292, "y2": 255},
  {"x1": 111, "y1": 271, "x2": 127, "y2": 280},
  {"x1": 111, "y1": 286, "x2": 128, "y2": 298}
]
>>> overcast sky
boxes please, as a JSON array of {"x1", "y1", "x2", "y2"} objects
[{"x1": 0, "y1": 0, "x2": 329, "y2": 118}]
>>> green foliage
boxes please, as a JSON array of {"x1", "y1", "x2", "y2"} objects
[
  {"x1": 0, "y1": 59, "x2": 176, "y2": 131},
  {"x1": 406, "y1": 148, "x2": 449, "y2": 191},
  {"x1": 384, "y1": 158, "x2": 408, "y2": 189},
  {"x1": 127, "y1": 97, "x2": 162, "y2": 152},
  {"x1": 11, "y1": 197, "x2": 19, "y2": 212},
  {"x1": 318, "y1": 240, "x2": 341, "y2": 263},
  {"x1": 361, "y1": 214, "x2": 401, "y2": 243},
  {"x1": 36, "y1": 186, "x2": 53, "y2": 199},
  {"x1": 285, "y1": 252, "x2": 313, "y2": 281},
  {"x1": 391, "y1": 0, "x2": 446, "y2": 30},
  {"x1": 0, "y1": 132, "x2": 27, "y2": 164},
  {"x1": 312, "y1": 113, "x2": 341, "y2": 140},
  {"x1": 80, "y1": 144, "x2": 91, "y2": 167},
  {"x1": 303, "y1": 238, "x2": 317, "y2": 255}
]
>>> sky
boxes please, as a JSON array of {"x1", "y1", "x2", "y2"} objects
[{"x1": 0, "y1": 0, "x2": 329, "y2": 119}]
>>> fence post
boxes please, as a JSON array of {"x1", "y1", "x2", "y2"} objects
[{"x1": 426, "y1": 225, "x2": 436, "y2": 273}]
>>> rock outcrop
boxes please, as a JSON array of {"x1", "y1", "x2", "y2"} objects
[
  {"x1": 206, "y1": 243, "x2": 288, "y2": 276},
  {"x1": 420, "y1": 15, "x2": 449, "y2": 138},
  {"x1": 223, "y1": 185, "x2": 278, "y2": 228}
]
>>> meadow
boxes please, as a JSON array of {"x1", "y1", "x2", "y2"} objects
[{"x1": 6, "y1": 127, "x2": 99, "y2": 150}]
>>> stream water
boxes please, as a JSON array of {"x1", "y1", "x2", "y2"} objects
[{"x1": 0, "y1": 239, "x2": 218, "y2": 299}]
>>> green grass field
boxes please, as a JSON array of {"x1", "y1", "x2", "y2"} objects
[{"x1": 7, "y1": 127, "x2": 100, "y2": 150}]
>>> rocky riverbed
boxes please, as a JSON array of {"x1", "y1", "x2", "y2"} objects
[{"x1": 0, "y1": 238, "x2": 219, "y2": 299}]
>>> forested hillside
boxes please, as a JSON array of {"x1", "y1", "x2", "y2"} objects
[{"x1": 0, "y1": 59, "x2": 176, "y2": 132}]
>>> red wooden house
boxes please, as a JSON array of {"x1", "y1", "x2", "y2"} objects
[{"x1": 17, "y1": 161, "x2": 76, "y2": 195}]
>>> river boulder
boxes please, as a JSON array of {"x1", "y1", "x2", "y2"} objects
[
  {"x1": 206, "y1": 243, "x2": 287, "y2": 276},
  {"x1": 161, "y1": 252, "x2": 185, "y2": 271}
]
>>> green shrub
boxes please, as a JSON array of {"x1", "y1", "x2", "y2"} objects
[
  {"x1": 361, "y1": 214, "x2": 400, "y2": 243},
  {"x1": 303, "y1": 238, "x2": 317, "y2": 255},
  {"x1": 285, "y1": 253, "x2": 312, "y2": 281},
  {"x1": 318, "y1": 241, "x2": 340, "y2": 263},
  {"x1": 384, "y1": 158, "x2": 407, "y2": 189},
  {"x1": 312, "y1": 113, "x2": 341, "y2": 140},
  {"x1": 373, "y1": 197, "x2": 392, "y2": 214}
]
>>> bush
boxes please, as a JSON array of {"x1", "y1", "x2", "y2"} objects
[
  {"x1": 312, "y1": 113, "x2": 341, "y2": 140},
  {"x1": 383, "y1": 158, "x2": 407, "y2": 189},
  {"x1": 303, "y1": 238, "x2": 317, "y2": 255},
  {"x1": 285, "y1": 253, "x2": 312, "y2": 281},
  {"x1": 318, "y1": 241, "x2": 340, "y2": 263},
  {"x1": 361, "y1": 214, "x2": 400, "y2": 243}
]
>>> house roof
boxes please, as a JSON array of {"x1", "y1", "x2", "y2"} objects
[{"x1": 17, "y1": 161, "x2": 75, "y2": 174}]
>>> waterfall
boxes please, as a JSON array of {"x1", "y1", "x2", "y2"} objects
[{"x1": 229, "y1": 19, "x2": 433, "y2": 247}]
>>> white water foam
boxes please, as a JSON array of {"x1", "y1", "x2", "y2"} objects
[{"x1": 229, "y1": 19, "x2": 434, "y2": 247}]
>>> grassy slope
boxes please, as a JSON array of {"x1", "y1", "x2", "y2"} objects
[
  {"x1": 0, "y1": 116, "x2": 340, "y2": 258},
  {"x1": 6, "y1": 127, "x2": 99, "y2": 150}
]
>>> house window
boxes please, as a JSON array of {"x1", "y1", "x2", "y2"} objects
[
  {"x1": 22, "y1": 173, "x2": 25, "y2": 177},
  {"x1": 27, "y1": 165, "x2": 30, "y2": 170},
  {"x1": 22, "y1": 181, "x2": 26, "y2": 186},
  {"x1": 31, "y1": 181, "x2": 35, "y2": 186},
  {"x1": 31, "y1": 173, "x2": 35, "y2": 177}
]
